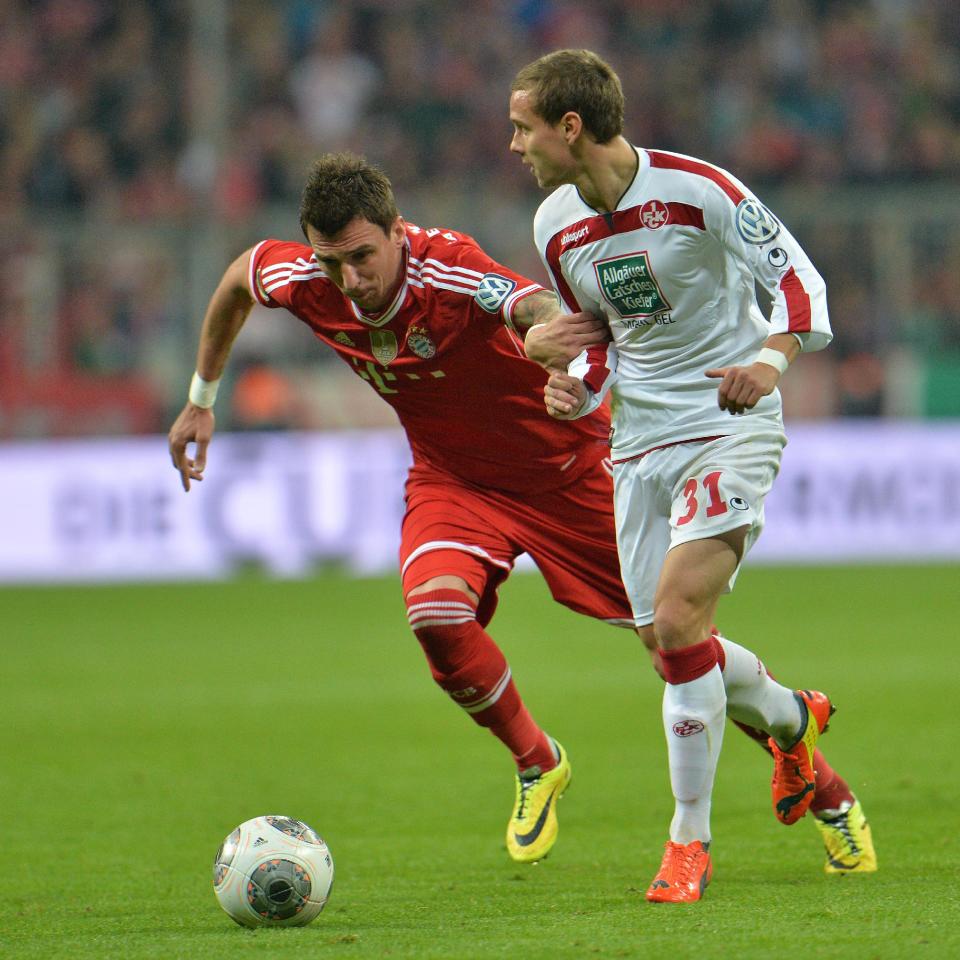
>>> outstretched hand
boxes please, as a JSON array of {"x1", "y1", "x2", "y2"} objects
[
  {"x1": 525, "y1": 312, "x2": 610, "y2": 371},
  {"x1": 168, "y1": 404, "x2": 215, "y2": 491},
  {"x1": 705, "y1": 362, "x2": 780, "y2": 415}
]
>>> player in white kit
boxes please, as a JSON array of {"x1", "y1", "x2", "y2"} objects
[{"x1": 510, "y1": 49, "x2": 874, "y2": 901}]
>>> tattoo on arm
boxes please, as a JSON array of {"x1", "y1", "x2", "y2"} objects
[{"x1": 513, "y1": 290, "x2": 560, "y2": 331}]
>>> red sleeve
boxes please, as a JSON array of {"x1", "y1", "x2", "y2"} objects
[
  {"x1": 248, "y1": 239, "x2": 327, "y2": 310},
  {"x1": 419, "y1": 229, "x2": 545, "y2": 322}
]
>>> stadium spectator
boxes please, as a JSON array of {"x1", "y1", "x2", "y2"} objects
[{"x1": 1, "y1": 0, "x2": 959, "y2": 432}]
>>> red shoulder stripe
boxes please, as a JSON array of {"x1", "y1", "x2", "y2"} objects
[
  {"x1": 647, "y1": 151, "x2": 745, "y2": 207},
  {"x1": 545, "y1": 201, "x2": 705, "y2": 286}
]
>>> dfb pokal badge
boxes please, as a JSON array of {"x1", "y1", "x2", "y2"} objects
[{"x1": 475, "y1": 273, "x2": 516, "y2": 313}]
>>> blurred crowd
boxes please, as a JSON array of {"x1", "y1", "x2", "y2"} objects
[{"x1": 1, "y1": 0, "x2": 958, "y2": 436}]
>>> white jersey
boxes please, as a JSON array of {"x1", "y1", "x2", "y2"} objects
[{"x1": 534, "y1": 147, "x2": 832, "y2": 460}]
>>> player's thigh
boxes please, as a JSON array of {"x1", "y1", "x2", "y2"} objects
[
  {"x1": 612, "y1": 432, "x2": 783, "y2": 625},
  {"x1": 653, "y1": 527, "x2": 746, "y2": 627}
]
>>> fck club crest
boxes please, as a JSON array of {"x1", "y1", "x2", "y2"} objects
[
  {"x1": 672, "y1": 719, "x2": 705, "y2": 737},
  {"x1": 640, "y1": 199, "x2": 669, "y2": 229}
]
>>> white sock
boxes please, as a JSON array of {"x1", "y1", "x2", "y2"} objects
[
  {"x1": 663, "y1": 663, "x2": 726, "y2": 844},
  {"x1": 716, "y1": 634, "x2": 802, "y2": 746}
]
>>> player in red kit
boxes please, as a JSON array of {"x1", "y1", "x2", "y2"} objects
[
  {"x1": 169, "y1": 153, "x2": 621, "y2": 863},
  {"x1": 169, "y1": 153, "x2": 871, "y2": 872}
]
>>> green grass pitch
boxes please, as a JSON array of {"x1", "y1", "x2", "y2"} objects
[{"x1": 4, "y1": 564, "x2": 959, "y2": 959}]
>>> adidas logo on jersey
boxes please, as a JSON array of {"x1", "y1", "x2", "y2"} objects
[{"x1": 334, "y1": 331, "x2": 356, "y2": 347}]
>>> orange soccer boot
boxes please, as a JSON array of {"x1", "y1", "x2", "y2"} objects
[
  {"x1": 770, "y1": 689, "x2": 835, "y2": 825},
  {"x1": 645, "y1": 840, "x2": 713, "y2": 903}
]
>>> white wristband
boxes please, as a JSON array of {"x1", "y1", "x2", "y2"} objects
[
  {"x1": 189, "y1": 371, "x2": 220, "y2": 408},
  {"x1": 755, "y1": 347, "x2": 789, "y2": 375}
]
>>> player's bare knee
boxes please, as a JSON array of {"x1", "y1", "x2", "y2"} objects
[
  {"x1": 636, "y1": 624, "x2": 657, "y2": 651},
  {"x1": 652, "y1": 596, "x2": 706, "y2": 650}
]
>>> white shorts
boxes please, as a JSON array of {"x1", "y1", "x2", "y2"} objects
[{"x1": 612, "y1": 431, "x2": 786, "y2": 626}]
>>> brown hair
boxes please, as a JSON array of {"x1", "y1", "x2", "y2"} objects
[
  {"x1": 299, "y1": 153, "x2": 399, "y2": 238},
  {"x1": 512, "y1": 49, "x2": 624, "y2": 143}
]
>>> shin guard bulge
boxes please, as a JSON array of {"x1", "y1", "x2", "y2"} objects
[{"x1": 659, "y1": 640, "x2": 726, "y2": 845}]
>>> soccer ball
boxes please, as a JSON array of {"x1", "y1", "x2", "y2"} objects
[{"x1": 212, "y1": 815, "x2": 334, "y2": 927}]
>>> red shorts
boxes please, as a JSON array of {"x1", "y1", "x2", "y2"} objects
[{"x1": 400, "y1": 459, "x2": 633, "y2": 628}]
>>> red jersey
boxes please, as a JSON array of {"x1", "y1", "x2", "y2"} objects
[{"x1": 248, "y1": 223, "x2": 610, "y2": 493}]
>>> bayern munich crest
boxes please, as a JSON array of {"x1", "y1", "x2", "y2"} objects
[
  {"x1": 406, "y1": 326, "x2": 437, "y2": 359},
  {"x1": 735, "y1": 198, "x2": 781, "y2": 245}
]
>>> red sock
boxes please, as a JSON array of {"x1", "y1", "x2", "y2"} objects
[
  {"x1": 496, "y1": 702, "x2": 556, "y2": 773},
  {"x1": 408, "y1": 589, "x2": 556, "y2": 773},
  {"x1": 658, "y1": 638, "x2": 718, "y2": 684},
  {"x1": 709, "y1": 627, "x2": 725, "y2": 668},
  {"x1": 809, "y1": 750, "x2": 855, "y2": 814},
  {"x1": 732, "y1": 718, "x2": 774, "y2": 753}
]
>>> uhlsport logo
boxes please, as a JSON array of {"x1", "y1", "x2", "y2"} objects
[
  {"x1": 594, "y1": 252, "x2": 671, "y2": 319},
  {"x1": 735, "y1": 198, "x2": 781, "y2": 245},
  {"x1": 672, "y1": 720, "x2": 705, "y2": 737},
  {"x1": 560, "y1": 225, "x2": 590, "y2": 247},
  {"x1": 475, "y1": 273, "x2": 516, "y2": 313},
  {"x1": 640, "y1": 199, "x2": 669, "y2": 229},
  {"x1": 767, "y1": 247, "x2": 788, "y2": 269}
]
